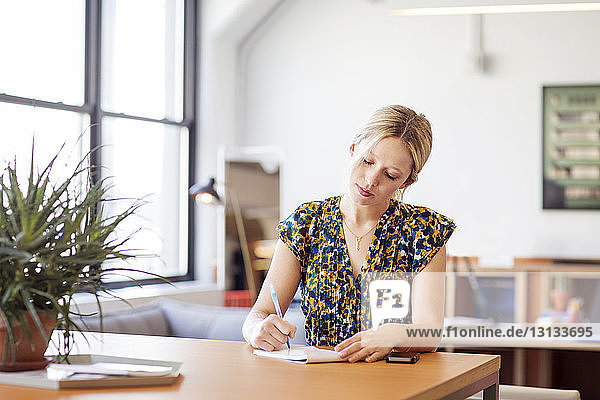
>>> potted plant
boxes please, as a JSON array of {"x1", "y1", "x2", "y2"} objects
[{"x1": 0, "y1": 146, "x2": 162, "y2": 371}]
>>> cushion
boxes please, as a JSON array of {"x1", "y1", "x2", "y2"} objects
[
  {"x1": 78, "y1": 304, "x2": 171, "y2": 336},
  {"x1": 158, "y1": 298, "x2": 306, "y2": 344},
  {"x1": 158, "y1": 299, "x2": 248, "y2": 340}
]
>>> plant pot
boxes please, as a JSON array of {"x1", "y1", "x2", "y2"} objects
[{"x1": 0, "y1": 310, "x2": 56, "y2": 371}]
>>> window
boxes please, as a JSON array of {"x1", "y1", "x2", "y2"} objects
[{"x1": 0, "y1": 0, "x2": 197, "y2": 285}]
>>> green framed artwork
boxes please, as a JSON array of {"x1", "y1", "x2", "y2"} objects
[{"x1": 543, "y1": 85, "x2": 600, "y2": 209}]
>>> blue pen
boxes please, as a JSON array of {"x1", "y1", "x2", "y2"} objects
[{"x1": 269, "y1": 283, "x2": 291, "y2": 352}]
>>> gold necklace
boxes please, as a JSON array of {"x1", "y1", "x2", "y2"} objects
[{"x1": 342, "y1": 218, "x2": 378, "y2": 251}]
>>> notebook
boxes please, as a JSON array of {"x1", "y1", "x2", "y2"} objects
[
  {"x1": 0, "y1": 354, "x2": 182, "y2": 390},
  {"x1": 253, "y1": 346, "x2": 344, "y2": 364}
]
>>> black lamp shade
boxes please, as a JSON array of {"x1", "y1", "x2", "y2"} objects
[{"x1": 189, "y1": 177, "x2": 221, "y2": 204}]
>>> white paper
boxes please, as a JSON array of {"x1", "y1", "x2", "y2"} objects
[
  {"x1": 49, "y1": 362, "x2": 173, "y2": 377},
  {"x1": 253, "y1": 346, "x2": 343, "y2": 364}
]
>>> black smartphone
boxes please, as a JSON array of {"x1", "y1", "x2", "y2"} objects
[{"x1": 385, "y1": 351, "x2": 420, "y2": 364}]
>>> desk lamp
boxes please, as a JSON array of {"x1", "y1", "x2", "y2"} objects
[
  {"x1": 189, "y1": 178, "x2": 257, "y2": 300},
  {"x1": 189, "y1": 177, "x2": 221, "y2": 205}
]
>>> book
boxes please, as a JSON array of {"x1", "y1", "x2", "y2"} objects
[
  {"x1": 253, "y1": 346, "x2": 343, "y2": 364},
  {"x1": 0, "y1": 354, "x2": 182, "y2": 389}
]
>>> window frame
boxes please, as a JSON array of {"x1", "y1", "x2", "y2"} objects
[{"x1": 0, "y1": 0, "x2": 198, "y2": 287}]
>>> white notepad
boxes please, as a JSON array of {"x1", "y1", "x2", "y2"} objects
[{"x1": 253, "y1": 346, "x2": 343, "y2": 364}]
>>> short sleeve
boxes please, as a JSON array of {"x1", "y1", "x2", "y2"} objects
[
  {"x1": 410, "y1": 208, "x2": 456, "y2": 272},
  {"x1": 276, "y1": 202, "x2": 320, "y2": 271}
]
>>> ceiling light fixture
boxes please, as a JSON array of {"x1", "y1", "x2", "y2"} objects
[{"x1": 390, "y1": 2, "x2": 600, "y2": 16}]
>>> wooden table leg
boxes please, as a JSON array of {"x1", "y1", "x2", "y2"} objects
[
  {"x1": 441, "y1": 370, "x2": 500, "y2": 400},
  {"x1": 483, "y1": 371, "x2": 499, "y2": 400}
]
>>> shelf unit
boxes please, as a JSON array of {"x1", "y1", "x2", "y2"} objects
[
  {"x1": 444, "y1": 256, "x2": 600, "y2": 394},
  {"x1": 445, "y1": 256, "x2": 600, "y2": 324}
]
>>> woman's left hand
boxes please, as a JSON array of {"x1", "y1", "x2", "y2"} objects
[{"x1": 334, "y1": 323, "x2": 401, "y2": 363}]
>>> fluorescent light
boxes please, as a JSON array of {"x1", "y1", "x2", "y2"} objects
[{"x1": 390, "y1": 2, "x2": 600, "y2": 16}]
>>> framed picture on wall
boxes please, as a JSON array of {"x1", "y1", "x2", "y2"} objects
[{"x1": 543, "y1": 85, "x2": 600, "y2": 209}]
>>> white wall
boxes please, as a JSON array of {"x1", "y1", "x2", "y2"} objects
[
  {"x1": 196, "y1": 0, "x2": 284, "y2": 282},
  {"x1": 238, "y1": 0, "x2": 600, "y2": 259}
]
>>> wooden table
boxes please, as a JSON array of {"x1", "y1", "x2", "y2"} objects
[{"x1": 0, "y1": 333, "x2": 500, "y2": 399}]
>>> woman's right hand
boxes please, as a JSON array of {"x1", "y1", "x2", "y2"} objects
[
  {"x1": 249, "y1": 314, "x2": 297, "y2": 351},
  {"x1": 242, "y1": 240, "x2": 302, "y2": 350}
]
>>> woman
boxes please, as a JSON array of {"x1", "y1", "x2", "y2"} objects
[{"x1": 242, "y1": 105, "x2": 455, "y2": 362}]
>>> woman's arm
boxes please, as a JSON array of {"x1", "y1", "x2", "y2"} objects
[
  {"x1": 242, "y1": 239, "x2": 302, "y2": 350},
  {"x1": 409, "y1": 244, "x2": 446, "y2": 351},
  {"x1": 335, "y1": 246, "x2": 447, "y2": 362}
]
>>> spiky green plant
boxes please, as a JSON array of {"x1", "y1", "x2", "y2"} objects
[{"x1": 0, "y1": 146, "x2": 163, "y2": 364}]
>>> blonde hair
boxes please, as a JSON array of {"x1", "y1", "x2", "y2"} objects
[{"x1": 351, "y1": 105, "x2": 433, "y2": 201}]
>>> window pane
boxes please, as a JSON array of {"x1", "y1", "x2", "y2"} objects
[
  {"x1": 101, "y1": 117, "x2": 188, "y2": 280},
  {"x1": 0, "y1": 1, "x2": 85, "y2": 105},
  {"x1": 102, "y1": 0, "x2": 184, "y2": 121},
  {"x1": 0, "y1": 103, "x2": 88, "y2": 183}
]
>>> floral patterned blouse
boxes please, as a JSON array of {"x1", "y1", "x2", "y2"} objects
[{"x1": 277, "y1": 195, "x2": 455, "y2": 347}]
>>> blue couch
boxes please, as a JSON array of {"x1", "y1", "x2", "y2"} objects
[{"x1": 79, "y1": 298, "x2": 307, "y2": 345}]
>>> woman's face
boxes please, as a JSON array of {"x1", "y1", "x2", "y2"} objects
[{"x1": 348, "y1": 136, "x2": 413, "y2": 206}]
